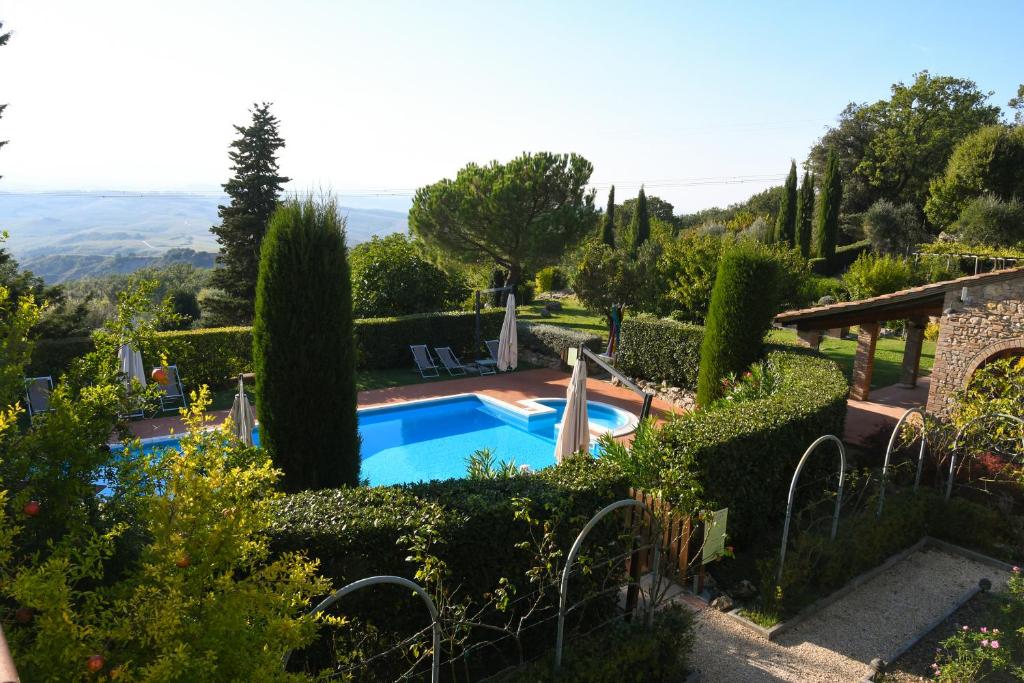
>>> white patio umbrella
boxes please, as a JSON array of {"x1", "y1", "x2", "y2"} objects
[
  {"x1": 117, "y1": 343, "x2": 147, "y2": 389},
  {"x1": 497, "y1": 292, "x2": 518, "y2": 371},
  {"x1": 554, "y1": 354, "x2": 589, "y2": 463},
  {"x1": 227, "y1": 374, "x2": 256, "y2": 447}
]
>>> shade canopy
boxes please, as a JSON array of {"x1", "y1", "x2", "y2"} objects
[
  {"x1": 554, "y1": 356, "x2": 589, "y2": 462},
  {"x1": 117, "y1": 344, "x2": 147, "y2": 389},
  {"x1": 497, "y1": 293, "x2": 518, "y2": 372},
  {"x1": 228, "y1": 374, "x2": 256, "y2": 447}
]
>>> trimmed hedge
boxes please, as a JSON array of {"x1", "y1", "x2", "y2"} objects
[
  {"x1": 29, "y1": 309, "x2": 506, "y2": 386},
  {"x1": 616, "y1": 315, "x2": 703, "y2": 389},
  {"x1": 356, "y1": 309, "x2": 504, "y2": 369},
  {"x1": 517, "y1": 321, "x2": 603, "y2": 360},
  {"x1": 658, "y1": 349, "x2": 849, "y2": 542},
  {"x1": 809, "y1": 238, "x2": 870, "y2": 275}
]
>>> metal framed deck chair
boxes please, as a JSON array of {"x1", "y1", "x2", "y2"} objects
[
  {"x1": 24, "y1": 376, "x2": 54, "y2": 418},
  {"x1": 152, "y1": 364, "x2": 188, "y2": 413},
  {"x1": 485, "y1": 339, "x2": 500, "y2": 362},
  {"x1": 434, "y1": 346, "x2": 473, "y2": 376},
  {"x1": 410, "y1": 345, "x2": 440, "y2": 378}
]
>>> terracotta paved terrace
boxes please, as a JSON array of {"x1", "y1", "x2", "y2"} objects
[{"x1": 123, "y1": 368, "x2": 679, "y2": 441}]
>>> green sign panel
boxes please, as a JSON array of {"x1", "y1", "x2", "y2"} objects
[{"x1": 702, "y1": 508, "x2": 728, "y2": 564}]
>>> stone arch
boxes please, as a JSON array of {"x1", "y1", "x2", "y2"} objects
[{"x1": 960, "y1": 338, "x2": 1024, "y2": 388}]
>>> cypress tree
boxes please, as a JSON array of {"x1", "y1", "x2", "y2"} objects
[
  {"x1": 207, "y1": 103, "x2": 289, "y2": 326},
  {"x1": 774, "y1": 161, "x2": 798, "y2": 245},
  {"x1": 813, "y1": 149, "x2": 843, "y2": 265},
  {"x1": 601, "y1": 185, "x2": 616, "y2": 248},
  {"x1": 253, "y1": 196, "x2": 359, "y2": 492},
  {"x1": 795, "y1": 171, "x2": 814, "y2": 257},
  {"x1": 696, "y1": 241, "x2": 781, "y2": 407},
  {"x1": 630, "y1": 187, "x2": 650, "y2": 252}
]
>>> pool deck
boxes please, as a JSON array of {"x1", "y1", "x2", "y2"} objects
[{"x1": 122, "y1": 368, "x2": 680, "y2": 440}]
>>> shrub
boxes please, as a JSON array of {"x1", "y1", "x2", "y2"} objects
[
  {"x1": 660, "y1": 350, "x2": 849, "y2": 541},
  {"x1": 534, "y1": 266, "x2": 566, "y2": 293},
  {"x1": 863, "y1": 199, "x2": 927, "y2": 254},
  {"x1": 358, "y1": 309, "x2": 504, "y2": 369},
  {"x1": 696, "y1": 241, "x2": 781, "y2": 406},
  {"x1": 518, "y1": 321, "x2": 602, "y2": 360},
  {"x1": 158, "y1": 326, "x2": 253, "y2": 389},
  {"x1": 349, "y1": 233, "x2": 470, "y2": 318},
  {"x1": 658, "y1": 232, "x2": 724, "y2": 323},
  {"x1": 617, "y1": 315, "x2": 703, "y2": 388},
  {"x1": 843, "y1": 252, "x2": 918, "y2": 300},
  {"x1": 254, "y1": 197, "x2": 359, "y2": 491},
  {"x1": 808, "y1": 238, "x2": 871, "y2": 275},
  {"x1": 26, "y1": 336, "x2": 94, "y2": 377},
  {"x1": 953, "y1": 195, "x2": 1024, "y2": 247},
  {"x1": 495, "y1": 603, "x2": 694, "y2": 682}
]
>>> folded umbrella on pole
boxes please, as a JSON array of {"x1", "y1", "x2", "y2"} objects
[
  {"x1": 117, "y1": 343, "x2": 147, "y2": 390},
  {"x1": 227, "y1": 374, "x2": 256, "y2": 447},
  {"x1": 554, "y1": 353, "x2": 589, "y2": 463},
  {"x1": 497, "y1": 293, "x2": 518, "y2": 372}
]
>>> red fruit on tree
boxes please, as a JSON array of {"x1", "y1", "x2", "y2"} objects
[
  {"x1": 87, "y1": 655, "x2": 105, "y2": 673},
  {"x1": 14, "y1": 607, "x2": 33, "y2": 624},
  {"x1": 23, "y1": 500, "x2": 40, "y2": 517},
  {"x1": 175, "y1": 555, "x2": 190, "y2": 568}
]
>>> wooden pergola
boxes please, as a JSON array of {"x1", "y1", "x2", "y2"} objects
[{"x1": 775, "y1": 269, "x2": 1024, "y2": 401}]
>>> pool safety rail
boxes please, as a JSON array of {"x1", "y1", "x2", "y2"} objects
[{"x1": 578, "y1": 346, "x2": 655, "y2": 420}]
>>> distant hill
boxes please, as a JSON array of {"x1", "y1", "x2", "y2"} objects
[{"x1": 0, "y1": 191, "x2": 408, "y2": 283}]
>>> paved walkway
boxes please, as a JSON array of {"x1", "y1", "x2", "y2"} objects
[
  {"x1": 124, "y1": 368, "x2": 678, "y2": 440},
  {"x1": 687, "y1": 547, "x2": 1008, "y2": 682},
  {"x1": 844, "y1": 377, "x2": 930, "y2": 446}
]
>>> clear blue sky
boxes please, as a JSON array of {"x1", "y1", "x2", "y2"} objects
[{"x1": 1, "y1": 0, "x2": 1021, "y2": 213}]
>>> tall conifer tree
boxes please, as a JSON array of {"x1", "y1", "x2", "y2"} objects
[
  {"x1": 207, "y1": 103, "x2": 289, "y2": 325},
  {"x1": 630, "y1": 187, "x2": 650, "y2": 252},
  {"x1": 601, "y1": 185, "x2": 616, "y2": 248},
  {"x1": 774, "y1": 161, "x2": 798, "y2": 245},
  {"x1": 795, "y1": 171, "x2": 815, "y2": 257},
  {"x1": 813, "y1": 150, "x2": 843, "y2": 264}
]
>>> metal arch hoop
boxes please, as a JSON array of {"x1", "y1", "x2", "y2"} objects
[
  {"x1": 946, "y1": 412, "x2": 1024, "y2": 501},
  {"x1": 282, "y1": 575, "x2": 441, "y2": 682},
  {"x1": 877, "y1": 407, "x2": 928, "y2": 517},
  {"x1": 555, "y1": 498, "x2": 660, "y2": 670},
  {"x1": 777, "y1": 435, "x2": 847, "y2": 586}
]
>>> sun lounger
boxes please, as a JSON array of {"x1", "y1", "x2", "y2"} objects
[
  {"x1": 434, "y1": 346, "x2": 474, "y2": 376},
  {"x1": 152, "y1": 364, "x2": 188, "y2": 413},
  {"x1": 410, "y1": 345, "x2": 440, "y2": 378}
]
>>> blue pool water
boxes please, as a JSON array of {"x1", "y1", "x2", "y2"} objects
[{"x1": 118, "y1": 395, "x2": 636, "y2": 486}]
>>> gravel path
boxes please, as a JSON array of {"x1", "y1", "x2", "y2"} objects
[{"x1": 687, "y1": 548, "x2": 1009, "y2": 682}]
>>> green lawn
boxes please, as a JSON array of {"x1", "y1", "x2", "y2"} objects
[
  {"x1": 769, "y1": 328, "x2": 935, "y2": 389},
  {"x1": 520, "y1": 296, "x2": 608, "y2": 339}
]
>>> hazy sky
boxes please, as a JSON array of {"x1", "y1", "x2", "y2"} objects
[{"x1": 1, "y1": 1, "x2": 1021, "y2": 213}]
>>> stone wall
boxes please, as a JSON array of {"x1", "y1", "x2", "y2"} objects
[{"x1": 927, "y1": 277, "x2": 1024, "y2": 417}]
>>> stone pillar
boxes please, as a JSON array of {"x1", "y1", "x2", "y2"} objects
[
  {"x1": 899, "y1": 318, "x2": 927, "y2": 388},
  {"x1": 850, "y1": 323, "x2": 880, "y2": 401},
  {"x1": 826, "y1": 327, "x2": 848, "y2": 339},
  {"x1": 796, "y1": 329, "x2": 823, "y2": 350}
]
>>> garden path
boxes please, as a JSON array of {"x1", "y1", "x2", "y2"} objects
[{"x1": 686, "y1": 547, "x2": 1009, "y2": 681}]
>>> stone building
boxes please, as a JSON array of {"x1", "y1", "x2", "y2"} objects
[{"x1": 775, "y1": 267, "x2": 1024, "y2": 417}]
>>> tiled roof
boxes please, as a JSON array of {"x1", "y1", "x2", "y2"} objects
[{"x1": 776, "y1": 266, "x2": 1024, "y2": 325}]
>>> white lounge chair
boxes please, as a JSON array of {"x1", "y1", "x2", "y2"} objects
[
  {"x1": 434, "y1": 346, "x2": 473, "y2": 376},
  {"x1": 410, "y1": 345, "x2": 440, "y2": 378},
  {"x1": 152, "y1": 364, "x2": 188, "y2": 413},
  {"x1": 24, "y1": 376, "x2": 54, "y2": 418}
]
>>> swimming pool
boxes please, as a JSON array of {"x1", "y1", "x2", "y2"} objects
[{"x1": 118, "y1": 393, "x2": 638, "y2": 486}]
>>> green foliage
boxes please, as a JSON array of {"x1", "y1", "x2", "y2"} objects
[
  {"x1": 926, "y1": 124, "x2": 1024, "y2": 228},
  {"x1": 0, "y1": 286, "x2": 39, "y2": 407},
  {"x1": 496, "y1": 603, "x2": 694, "y2": 682},
  {"x1": 568, "y1": 241, "x2": 656, "y2": 320},
  {"x1": 466, "y1": 448, "x2": 521, "y2": 480},
  {"x1": 657, "y1": 232, "x2": 725, "y2": 323},
  {"x1": 696, "y1": 241, "x2": 782, "y2": 406},
  {"x1": 357, "y1": 309, "x2": 504, "y2": 369},
  {"x1": 207, "y1": 103, "x2": 289, "y2": 326},
  {"x1": 534, "y1": 266, "x2": 566, "y2": 293},
  {"x1": 808, "y1": 238, "x2": 871, "y2": 276},
  {"x1": 774, "y1": 161, "x2": 798, "y2": 245},
  {"x1": 712, "y1": 359, "x2": 783, "y2": 409},
  {"x1": 795, "y1": 172, "x2": 815, "y2": 257},
  {"x1": 157, "y1": 326, "x2": 253, "y2": 389},
  {"x1": 601, "y1": 185, "x2": 616, "y2": 248},
  {"x1": 843, "y1": 252, "x2": 918, "y2": 300},
  {"x1": 630, "y1": 187, "x2": 650, "y2": 252},
  {"x1": 863, "y1": 199, "x2": 927, "y2": 254},
  {"x1": 349, "y1": 233, "x2": 469, "y2": 318},
  {"x1": 617, "y1": 315, "x2": 703, "y2": 389},
  {"x1": 517, "y1": 321, "x2": 602, "y2": 359},
  {"x1": 661, "y1": 351, "x2": 849, "y2": 541},
  {"x1": 953, "y1": 195, "x2": 1024, "y2": 247},
  {"x1": 253, "y1": 196, "x2": 359, "y2": 491},
  {"x1": 410, "y1": 152, "x2": 597, "y2": 288},
  {"x1": 813, "y1": 148, "x2": 842, "y2": 263},
  {"x1": 157, "y1": 289, "x2": 200, "y2": 331}
]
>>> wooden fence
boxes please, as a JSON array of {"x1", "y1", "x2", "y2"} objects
[{"x1": 625, "y1": 488, "x2": 699, "y2": 580}]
